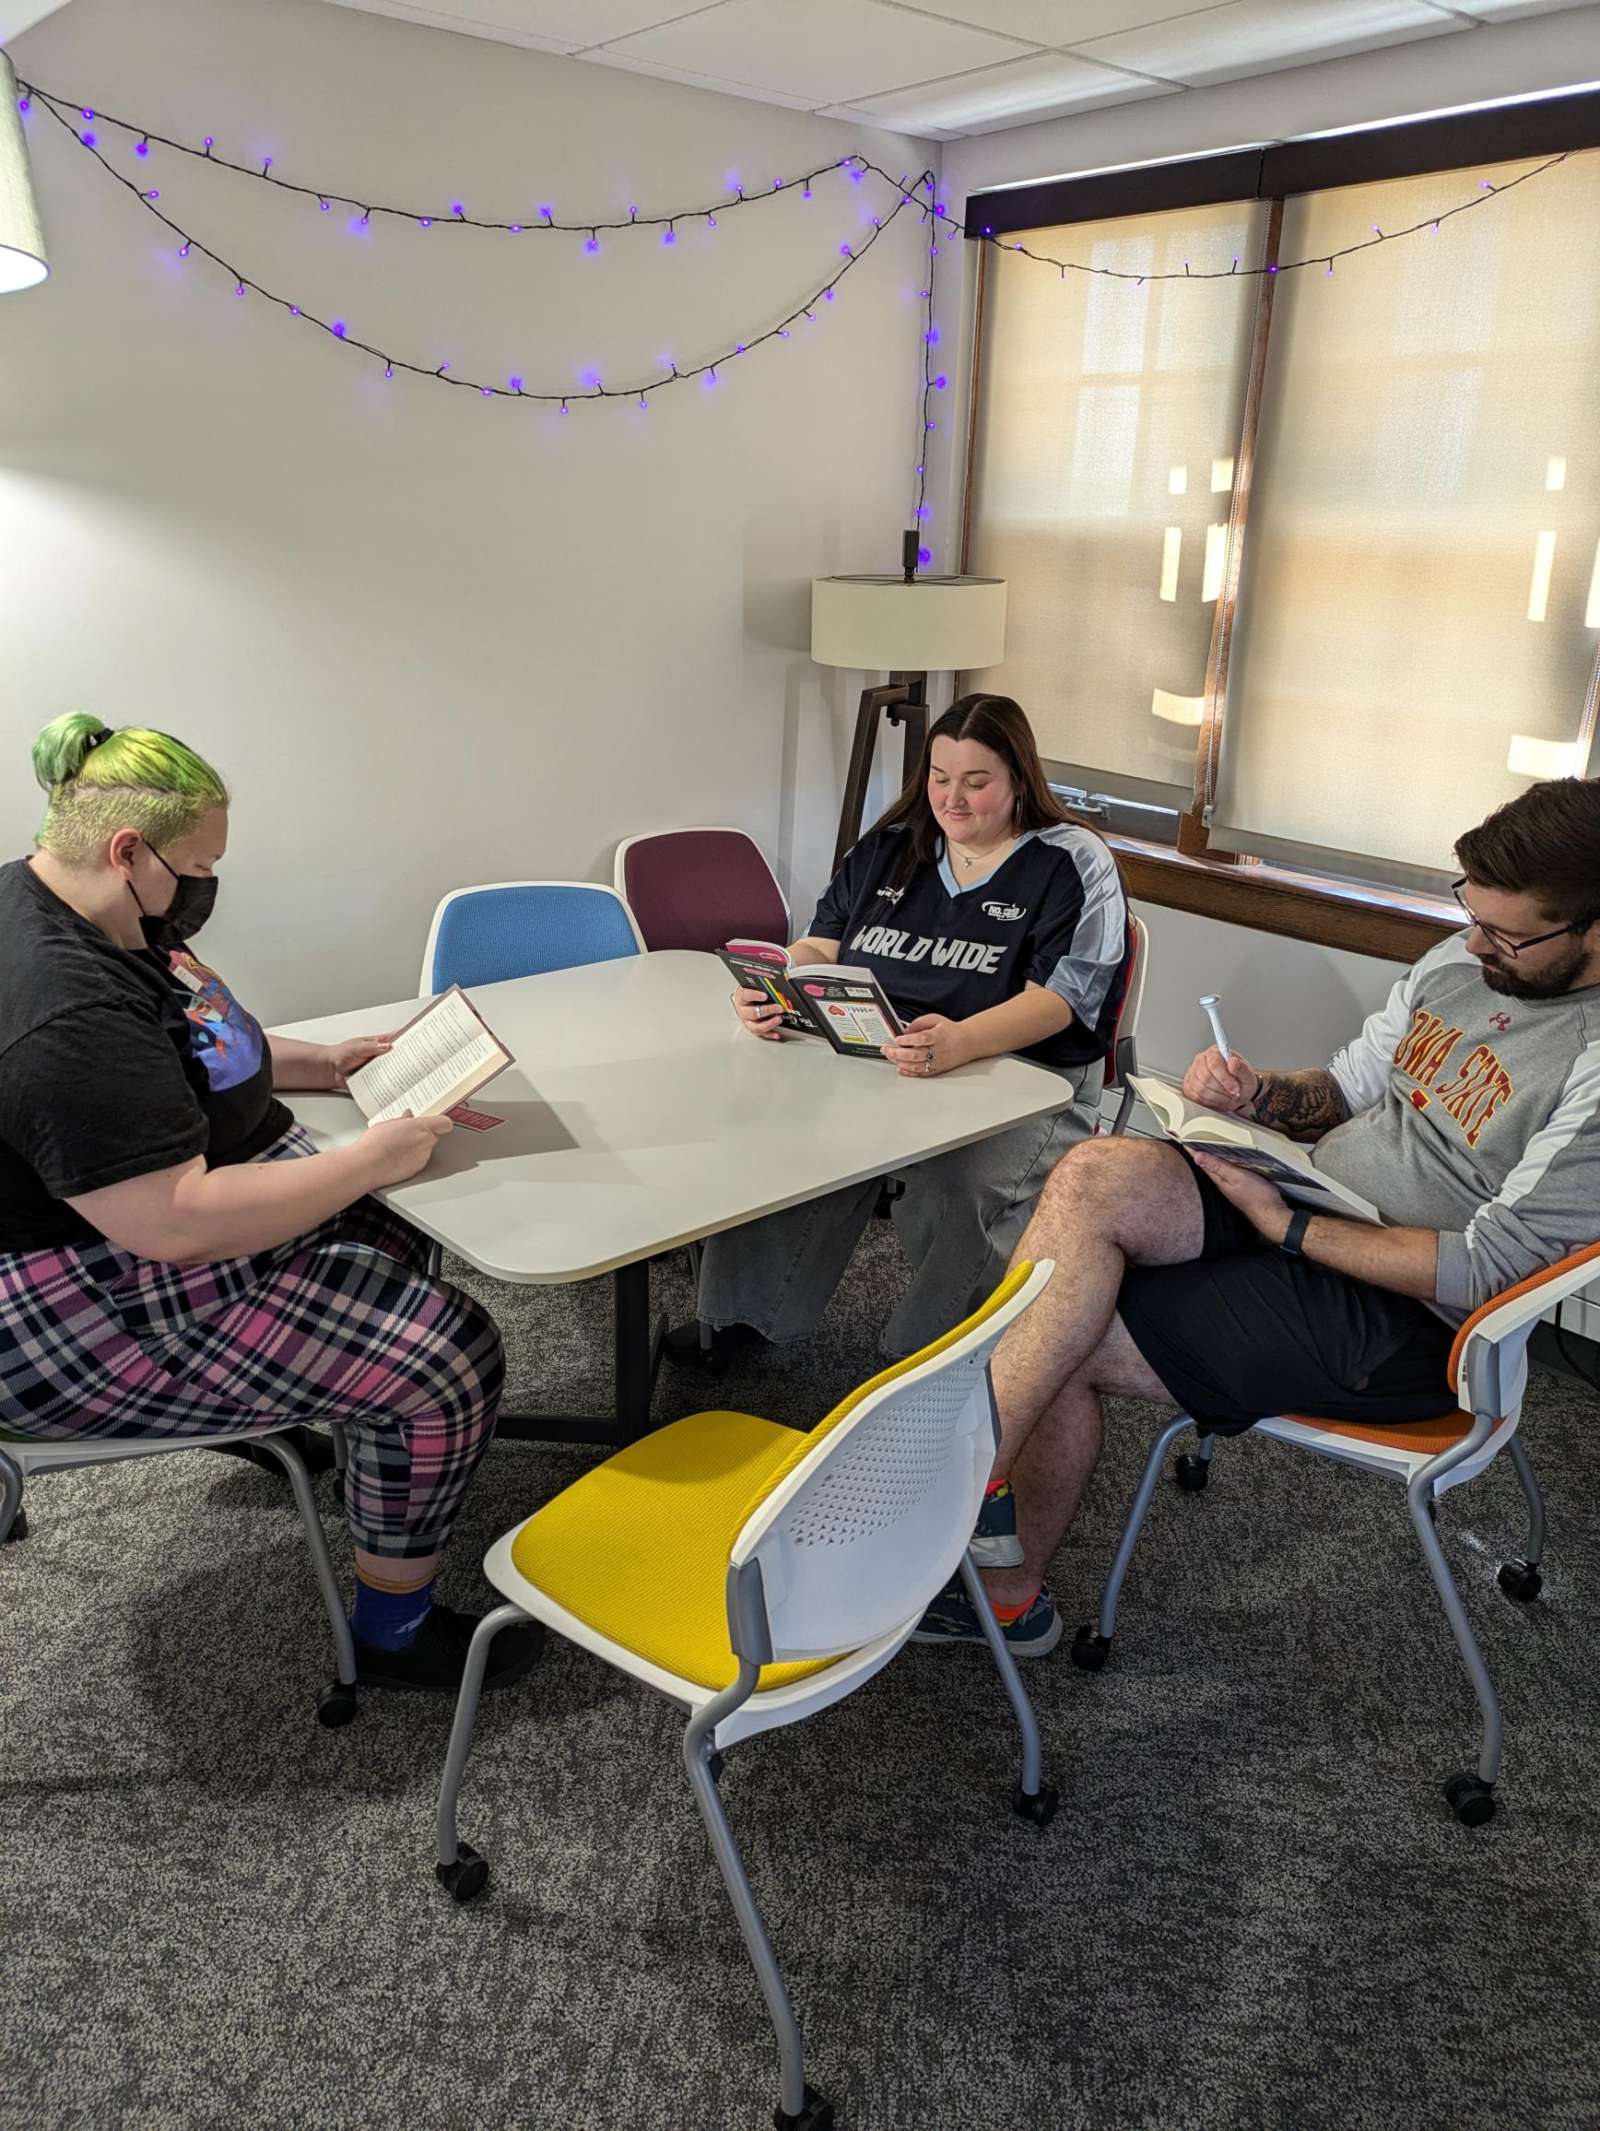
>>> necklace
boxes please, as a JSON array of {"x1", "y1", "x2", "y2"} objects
[{"x1": 950, "y1": 836, "x2": 1012, "y2": 871}]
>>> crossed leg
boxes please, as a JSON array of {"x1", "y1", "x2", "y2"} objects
[{"x1": 982, "y1": 1133, "x2": 1208, "y2": 1609}]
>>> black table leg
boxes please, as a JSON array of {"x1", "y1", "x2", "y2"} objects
[{"x1": 495, "y1": 1260, "x2": 668, "y2": 1449}]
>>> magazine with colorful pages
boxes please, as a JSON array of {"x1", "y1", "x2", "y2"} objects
[{"x1": 717, "y1": 941, "x2": 905, "y2": 1059}]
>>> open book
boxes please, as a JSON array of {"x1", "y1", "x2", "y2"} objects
[
  {"x1": 717, "y1": 940, "x2": 905, "y2": 1059},
  {"x1": 1127, "y1": 1075, "x2": 1381, "y2": 1223},
  {"x1": 345, "y1": 986, "x2": 514, "y2": 1124}
]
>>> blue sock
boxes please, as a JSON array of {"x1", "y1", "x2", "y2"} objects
[{"x1": 351, "y1": 1578, "x2": 435, "y2": 1651}]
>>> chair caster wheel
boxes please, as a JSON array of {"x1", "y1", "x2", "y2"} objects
[
  {"x1": 1497, "y1": 1559, "x2": 1542, "y2": 1603},
  {"x1": 1174, "y1": 1453, "x2": 1210, "y2": 1493},
  {"x1": 435, "y1": 1842, "x2": 490, "y2": 1903},
  {"x1": 1070, "y1": 1625, "x2": 1110, "y2": 1672},
  {"x1": 1010, "y1": 1780, "x2": 1059, "y2": 1828},
  {"x1": 774, "y1": 2087, "x2": 834, "y2": 2131},
  {"x1": 1443, "y1": 1772, "x2": 1496, "y2": 1827},
  {"x1": 2, "y1": 1507, "x2": 28, "y2": 1543},
  {"x1": 316, "y1": 1682, "x2": 359, "y2": 1728}
]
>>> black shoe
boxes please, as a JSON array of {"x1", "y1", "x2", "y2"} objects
[
  {"x1": 662, "y1": 1320, "x2": 768, "y2": 1368},
  {"x1": 352, "y1": 1602, "x2": 544, "y2": 1695},
  {"x1": 209, "y1": 1425, "x2": 338, "y2": 1478}
]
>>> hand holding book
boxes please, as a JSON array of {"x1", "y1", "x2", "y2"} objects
[
  {"x1": 716, "y1": 942, "x2": 904, "y2": 1060},
  {"x1": 345, "y1": 986, "x2": 514, "y2": 1123}
]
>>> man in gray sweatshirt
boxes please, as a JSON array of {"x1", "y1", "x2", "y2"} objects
[{"x1": 914, "y1": 777, "x2": 1600, "y2": 1658}]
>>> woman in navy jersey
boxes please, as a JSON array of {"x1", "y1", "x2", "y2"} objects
[{"x1": 679, "y1": 693, "x2": 1131, "y2": 1363}]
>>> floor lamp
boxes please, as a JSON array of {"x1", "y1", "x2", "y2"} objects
[
  {"x1": 0, "y1": 53, "x2": 49, "y2": 294},
  {"x1": 812, "y1": 543, "x2": 1006, "y2": 873}
]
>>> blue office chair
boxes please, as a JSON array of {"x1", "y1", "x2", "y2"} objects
[{"x1": 419, "y1": 880, "x2": 645, "y2": 994}]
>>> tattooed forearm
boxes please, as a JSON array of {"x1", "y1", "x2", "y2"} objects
[{"x1": 1248, "y1": 1068, "x2": 1350, "y2": 1142}]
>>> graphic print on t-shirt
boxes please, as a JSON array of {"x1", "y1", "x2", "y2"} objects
[{"x1": 167, "y1": 948, "x2": 269, "y2": 1093}]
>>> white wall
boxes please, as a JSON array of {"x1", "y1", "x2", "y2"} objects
[
  {"x1": 929, "y1": 6, "x2": 1600, "y2": 1076},
  {"x1": 0, "y1": 0, "x2": 933, "y2": 1021}
]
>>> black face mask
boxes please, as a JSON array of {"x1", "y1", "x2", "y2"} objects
[{"x1": 130, "y1": 840, "x2": 219, "y2": 952}]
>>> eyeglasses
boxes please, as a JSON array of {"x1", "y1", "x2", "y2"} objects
[{"x1": 1451, "y1": 878, "x2": 1578, "y2": 958}]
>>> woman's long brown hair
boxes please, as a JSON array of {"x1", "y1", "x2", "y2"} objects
[{"x1": 869, "y1": 693, "x2": 1071, "y2": 883}]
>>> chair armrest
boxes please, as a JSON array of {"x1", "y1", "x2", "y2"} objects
[{"x1": 1447, "y1": 1238, "x2": 1600, "y2": 1409}]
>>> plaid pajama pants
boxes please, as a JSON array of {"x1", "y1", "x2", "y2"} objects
[{"x1": 0, "y1": 1126, "x2": 503, "y2": 1559}]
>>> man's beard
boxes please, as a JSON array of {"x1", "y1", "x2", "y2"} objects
[{"x1": 1479, "y1": 938, "x2": 1588, "y2": 999}]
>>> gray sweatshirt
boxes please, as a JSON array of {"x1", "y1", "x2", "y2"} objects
[{"x1": 1312, "y1": 934, "x2": 1600, "y2": 1320}]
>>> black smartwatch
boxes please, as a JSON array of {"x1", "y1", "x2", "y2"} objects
[{"x1": 1280, "y1": 1208, "x2": 1313, "y2": 1257}]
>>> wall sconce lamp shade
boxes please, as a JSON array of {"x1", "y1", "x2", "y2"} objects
[
  {"x1": 811, "y1": 574, "x2": 1007, "y2": 873},
  {"x1": 0, "y1": 54, "x2": 47, "y2": 292},
  {"x1": 811, "y1": 575, "x2": 1007, "y2": 675}
]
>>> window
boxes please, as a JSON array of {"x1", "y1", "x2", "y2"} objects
[
  {"x1": 1215, "y1": 154, "x2": 1600, "y2": 886},
  {"x1": 966, "y1": 199, "x2": 1266, "y2": 839},
  {"x1": 961, "y1": 99, "x2": 1600, "y2": 951}
]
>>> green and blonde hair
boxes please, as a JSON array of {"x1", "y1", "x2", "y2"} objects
[{"x1": 32, "y1": 713, "x2": 229, "y2": 864}]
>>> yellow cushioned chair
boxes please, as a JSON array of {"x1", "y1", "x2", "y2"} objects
[{"x1": 431, "y1": 1259, "x2": 1056, "y2": 2131}]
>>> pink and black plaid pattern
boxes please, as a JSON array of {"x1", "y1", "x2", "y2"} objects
[{"x1": 0, "y1": 1126, "x2": 503, "y2": 1559}]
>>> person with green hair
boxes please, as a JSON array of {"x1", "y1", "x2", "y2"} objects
[{"x1": 0, "y1": 714, "x2": 538, "y2": 1697}]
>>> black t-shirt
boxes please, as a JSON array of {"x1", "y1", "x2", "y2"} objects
[
  {"x1": 0, "y1": 859, "x2": 290, "y2": 1252},
  {"x1": 810, "y1": 824, "x2": 1129, "y2": 1070}
]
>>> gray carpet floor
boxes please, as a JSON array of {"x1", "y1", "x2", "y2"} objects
[{"x1": 4, "y1": 1226, "x2": 1599, "y2": 2131}]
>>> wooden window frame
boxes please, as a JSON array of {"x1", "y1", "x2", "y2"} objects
[{"x1": 960, "y1": 89, "x2": 1600, "y2": 962}]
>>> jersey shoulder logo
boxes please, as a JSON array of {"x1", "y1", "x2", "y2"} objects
[
  {"x1": 876, "y1": 885, "x2": 905, "y2": 903},
  {"x1": 981, "y1": 899, "x2": 1025, "y2": 922}
]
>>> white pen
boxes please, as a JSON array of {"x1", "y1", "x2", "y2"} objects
[{"x1": 1199, "y1": 992, "x2": 1232, "y2": 1065}]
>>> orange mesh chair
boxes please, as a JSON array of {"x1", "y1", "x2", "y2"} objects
[{"x1": 1068, "y1": 1241, "x2": 1600, "y2": 1826}]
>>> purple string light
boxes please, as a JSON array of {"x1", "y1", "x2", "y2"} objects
[
  {"x1": 103, "y1": 179, "x2": 919, "y2": 409},
  {"x1": 19, "y1": 84, "x2": 902, "y2": 239}
]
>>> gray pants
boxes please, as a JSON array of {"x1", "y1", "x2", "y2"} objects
[{"x1": 699, "y1": 1063, "x2": 1101, "y2": 1359}]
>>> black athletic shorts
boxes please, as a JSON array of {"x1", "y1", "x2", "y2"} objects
[{"x1": 1116, "y1": 1159, "x2": 1458, "y2": 1438}]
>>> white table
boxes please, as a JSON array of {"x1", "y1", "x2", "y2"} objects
[{"x1": 278, "y1": 951, "x2": 1078, "y2": 1444}]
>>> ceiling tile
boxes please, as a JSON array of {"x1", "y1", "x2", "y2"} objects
[
  {"x1": 315, "y1": 0, "x2": 582, "y2": 51},
  {"x1": 483, "y1": 0, "x2": 707, "y2": 41},
  {"x1": 1076, "y1": 0, "x2": 1462, "y2": 86},
  {"x1": 580, "y1": 47, "x2": 822, "y2": 107},
  {"x1": 600, "y1": 0, "x2": 1030, "y2": 105},
  {"x1": 1444, "y1": 0, "x2": 1600, "y2": 16},
  {"x1": 832, "y1": 51, "x2": 1173, "y2": 136},
  {"x1": 899, "y1": 0, "x2": 1224, "y2": 42}
]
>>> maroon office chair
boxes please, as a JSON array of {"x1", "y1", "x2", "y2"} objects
[{"x1": 614, "y1": 828, "x2": 789, "y2": 954}]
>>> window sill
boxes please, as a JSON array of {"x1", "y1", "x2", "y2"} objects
[{"x1": 1103, "y1": 835, "x2": 1459, "y2": 963}]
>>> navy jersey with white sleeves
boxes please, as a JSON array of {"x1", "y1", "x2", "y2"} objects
[{"x1": 809, "y1": 824, "x2": 1129, "y2": 1070}]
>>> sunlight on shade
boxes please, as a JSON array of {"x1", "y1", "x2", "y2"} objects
[
  {"x1": 1546, "y1": 456, "x2": 1567, "y2": 492},
  {"x1": 1201, "y1": 523, "x2": 1228, "y2": 603},
  {"x1": 1152, "y1": 688, "x2": 1205, "y2": 726},
  {"x1": 1210, "y1": 457, "x2": 1234, "y2": 493},
  {"x1": 1586, "y1": 539, "x2": 1600, "y2": 629},
  {"x1": 1526, "y1": 531, "x2": 1557, "y2": 623},
  {"x1": 1158, "y1": 528, "x2": 1181, "y2": 603},
  {"x1": 1168, "y1": 464, "x2": 1188, "y2": 494},
  {"x1": 1506, "y1": 734, "x2": 1584, "y2": 779}
]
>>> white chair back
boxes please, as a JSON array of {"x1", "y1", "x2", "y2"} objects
[{"x1": 729, "y1": 1262, "x2": 1053, "y2": 1664}]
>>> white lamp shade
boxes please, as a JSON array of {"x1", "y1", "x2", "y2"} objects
[
  {"x1": 811, "y1": 575, "x2": 1006, "y2": 674},
  {"x1": 0, "y1": 54, "x2": 47, "y2": 292}
]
